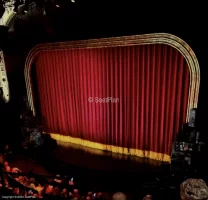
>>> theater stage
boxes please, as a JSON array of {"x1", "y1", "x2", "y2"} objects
[
  {"x1": 9, "y1": 141, "x2": 178, "y2": 199},
  {"x1": 52, "y1": 141, "x2": 165, "y2": 172},
  {"x1": 40, "y1": 141, "x2": 170, "y2": 193}
]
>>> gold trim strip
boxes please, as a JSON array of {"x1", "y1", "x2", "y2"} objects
[{"x1": 50, "y1": 133, "x2": 171, "y2": 162}]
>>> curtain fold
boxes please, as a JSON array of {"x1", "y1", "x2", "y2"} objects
[{"x1": 34, "y1": 44, "x2": 190, "y2": 161}]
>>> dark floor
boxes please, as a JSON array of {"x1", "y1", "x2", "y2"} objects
[
  {"x1": 9, "y1": 141, "x2": 184, "y2": 199},
  {"x1": 48, "y1": 141, "x2": 168, "y2": 191}
]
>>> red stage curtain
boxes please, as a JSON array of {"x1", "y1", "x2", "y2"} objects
[{"x1": 34, "y1": 44, "x2": 189, "y2": 160}]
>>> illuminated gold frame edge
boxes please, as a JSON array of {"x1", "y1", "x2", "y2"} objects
[
  {"x1": 25, "y1": 33, "x2": 200, "y2": 120},
  {"x1": 24, "y1": 33, "x2": 200, "y2": 161}
]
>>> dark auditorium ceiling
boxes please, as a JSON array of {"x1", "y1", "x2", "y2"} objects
[
  {"x1": 1, "y1": 1, "x2": 206, "y2": 42},
  {"x1": 0, "y1": 1, "x2": 206, "y2": 72}
]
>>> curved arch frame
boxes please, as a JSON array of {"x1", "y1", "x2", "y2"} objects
[
  {"x1": 25, "y1": 33, "x2": 200, "y2": 121},
  {"x1": 24, "y1": 33, "x2": 200, "y2": 161}
]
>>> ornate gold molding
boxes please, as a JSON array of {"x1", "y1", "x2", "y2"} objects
[{"x1": 25, "y1": 33, "x2": 200, "y2": 124}]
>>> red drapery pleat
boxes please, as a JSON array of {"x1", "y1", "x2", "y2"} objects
[{"x1": 34, "y1": 44, "x2": 189, "y2": 157}]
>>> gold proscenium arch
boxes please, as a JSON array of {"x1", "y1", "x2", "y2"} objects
[{"x1": 24, "y1": 33, "x2": 200, "y2": 162}]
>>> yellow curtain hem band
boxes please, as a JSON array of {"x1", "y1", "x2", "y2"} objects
[{"x1": 48, "y1": 133, "x2": 171, "y2": 163}]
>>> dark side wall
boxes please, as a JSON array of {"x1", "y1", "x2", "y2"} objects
[{"x1": 0, "y1": 2, "x2": 207, "y2": 146}]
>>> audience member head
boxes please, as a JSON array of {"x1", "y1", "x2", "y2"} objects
[
  {"x1": 52, "y1": 186, "x2": 60, "y2": 196},
  {"x1": 143, "y1": 194, "x2": 152, "y2": 200},
  {"x1": 5, "y1": 165, "x2": 11, "y2": 172},
  {"x1": 73, "y1": 189, "x2": 81, "y2": 199},
  {"x1": 0, "y1": 154, "x2": 3, "y2": 164},
  {"x1": 98, "y1": 192, "x2": 102, "y2": 196},
  {"x1": 86, "y1": 196, "x2": 91, "y2": 200},
  {"x1": 45, "y1": 185, "x2": 53, "y2": 194},
  {"x1": 69, "y1": 180, "x2": 74, "y2": 185},
  {"x1": 18, "y1": 176, "x2": 25, "y2": 182},
  {"x1": 112, "y1": 192, "x2": 127, "y2": 200},
  {"x1": 4, "y1": 145, "x2": 9, "y2": 151},
  {"x1": 13, "y1": 187, "x2": 20, "y2": 195},
  {"x1": 4, "y1": 179, "x2": 9, "y2": 186},
  {"x1": 88, "y1": 192, "x2": 93, "y2": 196},
  {"x1": 74, "y1": 189, "x2": 79, "y2": 194},
  {"x1": 62, "y1": 188, "x2": 67, "y2": 194},
  {"x1": 4, "y1": 161, "x2": 8, "y2": 167},
  {"x1": 34, "y1": 182, "x2": 40, "y2": 187},
  {"x1": 97, "y1": 192, "x2": 103, "y2": 199},
  {"x1": 29, "y1": 178, "x2": 35, "y2": 184},
  {"x1": 180, "y1": 178, "x2": 208, "y2": 200},
  {"x1": 33, "y1": 193, "x2": 39, "y2": 198},
  {"x1": 55, "y1": 174, "x2": 60, "y2": 179},
  {"x1": 28, "y1": 190, "x2": 33, "y2": 195},
  {"x1": 12, "y1": 167, "x2": 20, "y2": 173}
]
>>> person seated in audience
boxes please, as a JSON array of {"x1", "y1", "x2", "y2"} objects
[
  {"x1": 45, "y1": 184, "x2": 54, "y2": 195},
  {"x1": 24, "y1": 177, "x2": 32, "y2": 186},
  {"x1": 52, "y1": 185, "x2": 61, "y2": 196},
  {"x1": 64, "y1": 179, "x2": 74, "y2": 195},
  {"x1": 16, "y1": 175, "x2": 26, "y2": 185},
  {"x1": 5, "y1": 165, "x2": 11, "y2": 172},
  {"x1": 54, "y1": 174, "x2": 62, "y2": 183},
  {"x1": 4, "y1": 179, "x2": 9, "y2": 188},
  {"x1": 34, "y1": 181, "x2": 43, "y2": 195},
  {"x1": 11, "y1": 167, "x2": 21, "y2": 173},
  {"x1": 97, "y1": 192, "x2": 103, "y2": 200},
  {"x1": 33, "y1": 193, "x2": 39, "y2": 198},
  {"x1": 29, "y1": 178, "x2": 36, "y2": 188},
  {"x1": 88, "y1": 192, "x2": 93, "y2": 196},
  {"x1": 3, "y1": 161, "x2": 8, "y2": 169},
  {"x1": 180, "y1": 178, "x2": 208, "y2": 200},
  {"x1": 23, "y1": 190, "x2": 28, "y2": 196},
  {"x1": 28, "y1": 189, "x2": 34, "y2": 196},
  {"x1": 4, "y1": 145, "x2": 10, "y2": 154},
  {"x1": 89, "y1": 192, "x2": 97, "y2": 200},
  {"x1": 3, "y1": 145, "x2": 12, "y2": 161},
  {"x1": 61, "y1": 177, "x2": 74, "y2": 194},
  {"x1": 0, "y1": 159, "x2": 111, "y2": 200},
  {"x1": 0, "y1": 154, "x2": 3, "y2": 167},
  {"x1": 73, "y1": 188, "x2": 80, "y2": 198},
  {"x1": 86, "y1": 196, "x2": 91, "y2": 200},
  {"x1": 61, "y1": 188, "x2": 69, "y2": 199},
  {"x1": 13, "y1": 187, "x2": 20, "y2": 195},
  {"x1": 41, "y1": 186, "x2": 49, "y2": 199},
  {"x1": 69, "y1": 192, "x2": 73, "y2": 198},
  {"x1": 3, "y1": 161, "x2": 11, "y2": 181},
  {"x1": 69, "y1": 178, "x2": 74, "y2": 186},
  {"x1": 72, "y1": 197, "x2": 79, "y2": 200},
  {"x1": 112, "y1": 192, "x2": 127, "y2": 200},
  {"x1": 3, "y1": 163, "x2": 10, "y2": 184},
  {"x1": 143, "y1": 194, "x2": 152, "y2": 200}
]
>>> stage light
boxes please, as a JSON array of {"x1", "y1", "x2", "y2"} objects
[
  {"x1": 56, "y1": 4, "x2": 59, "y2": 7},
  {"x1": 71, "y1": 0, "x2": 75, "y2": 3}
]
